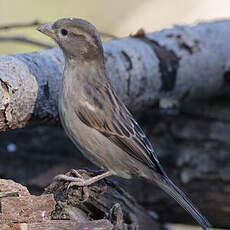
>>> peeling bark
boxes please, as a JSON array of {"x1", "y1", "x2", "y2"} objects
[{"x1": 0, "y1": 179, "x2": 115, "y2": 230}]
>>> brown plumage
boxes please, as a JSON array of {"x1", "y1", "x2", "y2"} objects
[{"x1": 37, "y1": 18, "x2": 211, "y2": 229}]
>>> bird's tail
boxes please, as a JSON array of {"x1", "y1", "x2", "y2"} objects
[{"x1": 153, "y1": 175, "x2": 211, "y2": 230}]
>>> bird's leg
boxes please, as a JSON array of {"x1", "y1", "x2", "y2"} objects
[
  {"x1": 55, "y1": 169, "x2": 112, "y2": 186},
  {"x1": 54, "y1": 169, "x2": 112, "y2": 201},
  {"x1": 78, "y1": 168, "x2": 108, "y2": 194}
]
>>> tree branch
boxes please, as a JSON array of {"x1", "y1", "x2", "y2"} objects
[
  {"x1": 0, "y1": 20, "x2": 44, "y2": 30},
  {"x1": 0, "y1": 20, "x2": 117, "y2": 39},
  {"x1": 1, "y1": 20, "x2": 230, "y2": 131},
  {"x1": 0, "y1": 36, "x2": 54, "y2": 48}
]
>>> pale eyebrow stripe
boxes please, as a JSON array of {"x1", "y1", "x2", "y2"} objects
[{"x1": 71, "y1": 28, "x2": 98, "y2": 48}]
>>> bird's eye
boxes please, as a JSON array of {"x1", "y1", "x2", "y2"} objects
[{"x1": 61, "y1": 29, "x2": 68, "y2": 36}]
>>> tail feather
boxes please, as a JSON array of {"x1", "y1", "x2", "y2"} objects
[{"x1": 154, "y1": 176, "x2": 211, "y2": 230}]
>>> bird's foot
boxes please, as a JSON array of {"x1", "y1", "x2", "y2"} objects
[{"x1": 54, "y1": 169, "x2": 111, "y2": 201}]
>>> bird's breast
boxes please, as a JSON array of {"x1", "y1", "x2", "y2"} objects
[{"x1": 58, "y1": 74, "x2": 152, "y2": 179}]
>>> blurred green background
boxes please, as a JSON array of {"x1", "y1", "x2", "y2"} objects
[
  {"x1": 0, "y1": 0, "x2": 230, "y2": 55},
  {"x1": 0, "y1": 0, "x2": 228, "y2": 229}
]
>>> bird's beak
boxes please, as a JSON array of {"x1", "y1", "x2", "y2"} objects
[{"x1": 37, "y1": 23, "x2": 56, "y2": 39}]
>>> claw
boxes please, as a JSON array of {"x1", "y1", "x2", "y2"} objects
[
  {"x1": 53, "y1": 169, "x2": 112, "y2": 202},
  {"x1": 67, "y1": 179, "x2": 86, "y2": 190},
  {"x1": 82, "y1": 186, "x2": 89, "y2": 202},
  {"x1": 69, "y1": 169, "x2": 84, "y2": 178}
]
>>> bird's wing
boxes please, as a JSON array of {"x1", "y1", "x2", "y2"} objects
[{"x1": 76, "y1": 82, "x2": 166, "y2": 175}]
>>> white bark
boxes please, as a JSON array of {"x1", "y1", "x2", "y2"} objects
[{"x1": 0, "y1": 20, "x2": 230, "y2": 131}]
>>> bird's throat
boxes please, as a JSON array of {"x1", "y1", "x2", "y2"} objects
[{"x1": 64, "y1": 57, "x2": 108, "y2": 84}]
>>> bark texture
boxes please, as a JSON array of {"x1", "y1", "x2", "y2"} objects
[
  {"x1": 0, "y1": 20, "x2": 230, "y2": 229},
  {"x1": 1, "y1": 20, "x2": 230, "y2": 130},
  {"x1": 0, "y1": 179, "x2": 115, "y2": 230},
  {"x1": 44, "y1": 170, "x2": 162, "y2": 230}
]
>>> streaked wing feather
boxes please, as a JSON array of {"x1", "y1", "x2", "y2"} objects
[{"x1": 76, "y1": 82, "x2": 166, "y2": 175}]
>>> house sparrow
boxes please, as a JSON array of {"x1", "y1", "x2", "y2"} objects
[{"x1": 37, "y1": 18, "x2": 211, "y2": 229}]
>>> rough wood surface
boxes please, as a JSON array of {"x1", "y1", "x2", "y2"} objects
[
  {"x1": 44, "y1": 170, "x2": 162, "y2": 230},
  {"x1": 1, "y1": 20, "x2": 230, "y2": 131},
  {"x1": 0, "y1": 180, "x2": 56, "y2": 225},
  {"x1": 1, "y1": 195, "x2": 55, "y2": 223},
  {"x1": 0, "y1": 179, "x2": 30, "y2": 196},
  {"x1": 0, "y1": 177, "x2": 161, "y2": 230},
  {"x1": 1, "y1": 220, "x2": 114, "y2": 230}
]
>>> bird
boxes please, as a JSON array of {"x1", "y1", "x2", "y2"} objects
[{"x1": 37, "y1": 18, "x2": 211, "y2": 230}]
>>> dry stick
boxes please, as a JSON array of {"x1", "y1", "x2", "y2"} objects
[
  {"x1": 0, "y1": 36, "x2": 53, "y2": 49},
  {"x1": 0, "y1": 20, "x2": 44, "y2": 30},
  {"x1": 0, "y1": 20, "x2": 117, "y2": 39},
  {"x1": 0, "y1": 20, "x2": 116, "y2": 49},
  {"x1": 0, "y1": 21, "x2": 53, "y2": 48}
]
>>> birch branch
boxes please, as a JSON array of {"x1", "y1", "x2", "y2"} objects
[{"x1": 1, "y1": 20, "x2": 230, "y2": 131}]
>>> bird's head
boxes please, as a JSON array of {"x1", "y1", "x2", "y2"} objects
[{"x1": 37, "y1": 18, "x2": 104, "y2": 62}]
